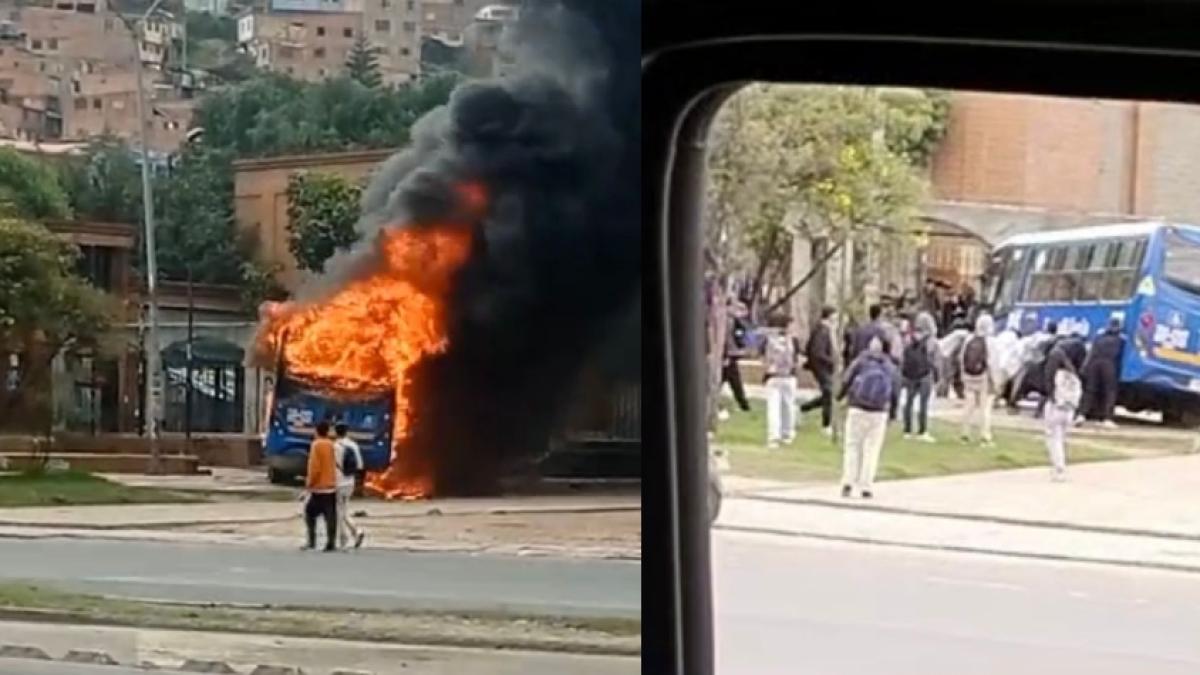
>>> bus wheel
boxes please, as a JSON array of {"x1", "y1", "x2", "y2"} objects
[
  {"x1": 1163, "y1": 406, "x2": 1200, "y2": 429},
  {"x1": 267, "y1": 467, "x2": 290, "y2": 485}
]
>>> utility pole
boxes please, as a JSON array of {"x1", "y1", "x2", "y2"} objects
[{"x1": 115, "y1": 0, "x2": 167, "y2": 474}]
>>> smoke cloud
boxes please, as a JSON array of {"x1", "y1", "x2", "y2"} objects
[{"x1": 304, "y1": 0, "x2": 639, "y2": 494}]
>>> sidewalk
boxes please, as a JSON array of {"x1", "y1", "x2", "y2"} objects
[
  {"x1": 720, "y1": 455, "x2": 1200, "y2": 573},
  {"x1": 0, "y1": 495, "x2": 642, "y2": 560}
]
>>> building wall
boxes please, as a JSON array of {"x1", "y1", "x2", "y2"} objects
[{"x1": 232, "y1": 148, "x2": 395, "y2": 289}]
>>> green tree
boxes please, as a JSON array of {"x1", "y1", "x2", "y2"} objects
[
  {"x1": 0, "y1": 148, "x2": 71, "y2": 220},
  {"x1": 707, "y1": 85, "x2": 948, "y2": 315},
  {"x1": 345, "y1": 35, "x2": 383, "y2": 88},
  {"x1": 154, "y1": 146, "x2": 244, "y2": 285},
  {"x1": 0, "y1": 219, "x2": 117, "y2": 430},
  {"x1": 704, "y1": 85, "x2": 948, "y2": 430},
  {"x1": 57, "y1": 136, "x2": 143, "y2": 225},
  {"x1": 285, "y1": 171, "x2": 363, "y2": 273},
  {"x1": 194, "y1": 72, "x2": 458, "y2": 158}
]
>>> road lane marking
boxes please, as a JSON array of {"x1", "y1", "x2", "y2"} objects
[{"x1": 923, "y1": 575, "x2": 1026, "y2": 592}]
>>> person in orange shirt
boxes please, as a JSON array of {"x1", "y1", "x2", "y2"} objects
[{"x1": 303, "y1": 421, "x2": 339, "y2": 551}]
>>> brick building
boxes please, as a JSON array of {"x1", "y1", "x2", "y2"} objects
[{"x1": 237, "y1": 0, "x2": 421, "y2": 84}]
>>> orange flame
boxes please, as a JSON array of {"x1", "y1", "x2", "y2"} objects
[{"x1": 255, "y1": 185, "x2": 484, "y2": 500}]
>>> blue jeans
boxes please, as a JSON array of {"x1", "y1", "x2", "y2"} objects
[{"x1": 903, "y1": 375, "x2": 933, "y2": 435}]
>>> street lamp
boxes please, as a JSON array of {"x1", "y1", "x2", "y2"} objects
[{"x1": 113, "y1": 0, "x2": 167, "y2": 473}]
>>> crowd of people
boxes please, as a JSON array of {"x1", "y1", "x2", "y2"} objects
[{"x1": 719, "y1": 285, "x2": 1128, "y2": 497}]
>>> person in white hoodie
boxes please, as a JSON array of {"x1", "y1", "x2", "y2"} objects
[
  {"x1": 333, "y1": 423, "x2": 366, "y2": 550},
  {"x1": 959, "y1": 313, "x2": 1000, "y2": 446}
]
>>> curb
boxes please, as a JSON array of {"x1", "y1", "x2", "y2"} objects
[
  {"x1": 715, "y1": 523, "x2": 1200, "y2": 576},
  {"x1": 741, "y1": 493, "x2": 1200, "y2": 543},
  {"x1": 0, "y1": 641, "x2": 375, "y2": 674},
  {"x1": 0, "y1": 504, "x2": 641, "y2": 532}
]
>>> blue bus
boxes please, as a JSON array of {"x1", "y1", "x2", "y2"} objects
[
  {"x1": 982, "y1": 221, "x2": 1200, "y2": 426},
  {"x1": 262, "y1": 358, "x2": 395, "y2": 484}
]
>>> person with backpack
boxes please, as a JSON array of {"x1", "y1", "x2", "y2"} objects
[
  {"x1": 960, "y1": 313, "x2": 998, "y2": 446},
  {"x1": 1043, "y1": 340, "x2": 1085, "y2": 481},
  {"x1": 800, "y1": 306, "x2": 837, "y2": 436},
  {"x1": 333, "y1": 422, "x2": 366, "y2": 550},
  {"x1": 902, "y1": 312, "x2": 939, "y2": 442},
  {"x1": 761, "y1": 315, "x2": 800, "y2": 449},
  {"x1": 837, "y1": 335, "x2": 897, "y2": 499}
]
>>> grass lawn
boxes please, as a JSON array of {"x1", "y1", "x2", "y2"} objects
[
  {"x1": 0, "y1": 582, "x2": 639, "y2": 655},
  {"x1": 714, "y1": 401, "x2": 1126, "y2": 484},
  {"x1": 0, "y1": 470, "x2": 207, "y2": 508}
]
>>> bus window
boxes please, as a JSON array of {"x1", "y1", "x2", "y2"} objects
[
  {"x1": 1052, "y1": 244, "x2": 1086, "y2": 302},
  {"x1": 1162, "y1": 229, "x2": 1200, "y2": 295},
  {"x1": 989, "y1": 247, "x2": 1026, "y2": 310},
  {"x1": 1103, "y1": 238, "x2": 1148, "y2": 300},
  {"x1": 1027, "y1": 245, "x2": 1068, "y2": 302},
  {"x1": 1076, "y1": 241, "x2": 1109, "y2": 301}
]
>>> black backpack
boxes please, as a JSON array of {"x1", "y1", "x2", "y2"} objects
[
  {"x1": 340, "y1": 443, "x2": 360, "y2": 476},
  {"x1": 902, "y1": 336, "x2": 933, "y2": 380},
  {"x1": 962, "y1": 335, "x2": 989, "y2": 377}
]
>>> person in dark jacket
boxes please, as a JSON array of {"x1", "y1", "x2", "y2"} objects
[
  {"x1": 850, "y1": 304, "x2": 892, "y2": 362},
  {"x1": 721, "y1": 313, "x2": 752, "y2": 412},
  {"x1": 1082, "y1": 318, "x2": 1126, "y2": 427},
  {"x1": 800, "y1": 306, "x2": 837, "y2": 435},
  {"x1": 1043, "y1": 336, "x2": 1088, "y2": 406}
]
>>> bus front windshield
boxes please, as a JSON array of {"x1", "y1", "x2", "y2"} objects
[{"x1": 1163, "y1": 229, "x2": 1200, "y2": 296}]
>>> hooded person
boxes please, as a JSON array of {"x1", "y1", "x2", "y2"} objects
[
  {"x1": 1081, "y1": 318, "x2": 1126, "y2": 427},
  {"x1": 960, "y1": 312, "x2": 998, "y2": 446},
  {"x1": 901, "y1": 311, "x2": 941, "y2": 442},
  {"x1": 1043, "y1": 337, "x2": 1087, "y2": 480},
  {"x1": 838, "y1": 335, "x2": 898, "y2": 499}
]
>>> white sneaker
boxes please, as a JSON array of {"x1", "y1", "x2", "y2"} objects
[
  {"x1": 718, "y1": 409, "x2": 731, "y2": 422},
  {"x1": 767, "y1": 442, "x2": 780, "y2": 450},
  {"x1": 919, "y1": 433, "x2": 937, "y2": 443},
  {"x1": 903, "y1": 433, "x2": 913, "y2": 440},
  {"x1": 1101, "y1": 420, "x2": 1119, "y2": 430},
  {"x1": 822, "y1": 427, "x2": 834, "y2": 438},
  {"x1": 1051, "y1": 468, "x2": 1067, "y2": 482}
]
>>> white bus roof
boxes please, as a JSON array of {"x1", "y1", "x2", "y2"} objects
[{"x1": 996, "y1": 221, "x2": 1200, "y2": 249}]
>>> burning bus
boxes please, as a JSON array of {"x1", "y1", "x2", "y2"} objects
[{"x1": 260, "y1": 329, "x2": 395, "y2": 484}]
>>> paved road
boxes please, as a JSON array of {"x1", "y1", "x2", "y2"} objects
[
  {"x1": 715, "y1": 530, "x2": 1200, "y2": 674},
  {"x1": 0, "y1": 538, "x2": 639, "y2": 619}
]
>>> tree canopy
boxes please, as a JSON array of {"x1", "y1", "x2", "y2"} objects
[
  {"x1": 0, "y1": 148, "x2": 71, "y2": 221},
  {"x1": 706, "y1": 85, "x2": 949, "y2": 313},
  {"x1": 58, "y1": 136, "x2": 143, "y2": 225},
  {"x1": 0, "y1": 219, "x2": 117, "y2": 428},
  {"x1": 285, "y1": 171, "x2": 363, "y2": 273},
  {"x1": 193, "y1": 72, "x2": 458, "y2": 158}
]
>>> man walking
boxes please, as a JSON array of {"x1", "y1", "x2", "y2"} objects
[
  {"x1": 721, "y1": 313, "x2": 752, "y2": 414},
  {"x1": 800, "y1": 306, "x2": 837, "y2": 436},
  {"x1": 902, "y1": 312, "x2": 939, "y2": 442},
  {"x1": 838, "y1": 336, "x2": 896, "y2": 499},
  {"x1": 850, "y1": 304, "x2": 891, "y2": 361},
  {"x1": 960, "y1": 313, "x2": 997, "y2": 446},
  {"x1": 303, "y1": 421, "x2": 338, "y2": 552},
  {"x1": 1082, "y1": 318, "x2": 1125, "y2": 428},
  {"x1": 762, "y1": 316, "x2": 799, "y2": 449},
  {"x1": 334, "y1": 423, "x2": 366, "y2": 550}
]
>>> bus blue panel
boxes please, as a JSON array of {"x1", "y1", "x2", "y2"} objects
[{"x1": 263, "y1": 384, "x2": 394, "y2": 471}]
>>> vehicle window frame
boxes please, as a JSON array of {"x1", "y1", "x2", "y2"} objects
[{"x1": 1160, "y1": 228, "x2": 1200, "y2": 295}]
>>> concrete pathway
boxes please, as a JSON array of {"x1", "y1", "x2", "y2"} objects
[{"x1": 733, "y1": 454, "x2": 1200, "y2": 540}]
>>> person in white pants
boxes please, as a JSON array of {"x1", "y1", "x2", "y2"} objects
[
  {"x1": 1042, "y1": 340, "x2": 1085, "y2": 481},
  {"x1": 761, "y1": 318, "x2": 800, "y2": 449},
  {"x1": 838, "y1": 336, "x2": 897, "y2": 499},
  {"x1": 333, "y1": 423, "x2": 366, "y2": 550},
  {"x1": 960, "y1": 313, "x2": 998, "y2": 446}
]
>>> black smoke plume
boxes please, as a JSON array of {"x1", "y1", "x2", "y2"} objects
[{"x1": 326, "y1": 0, "x2": 639, "y2": 494}]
